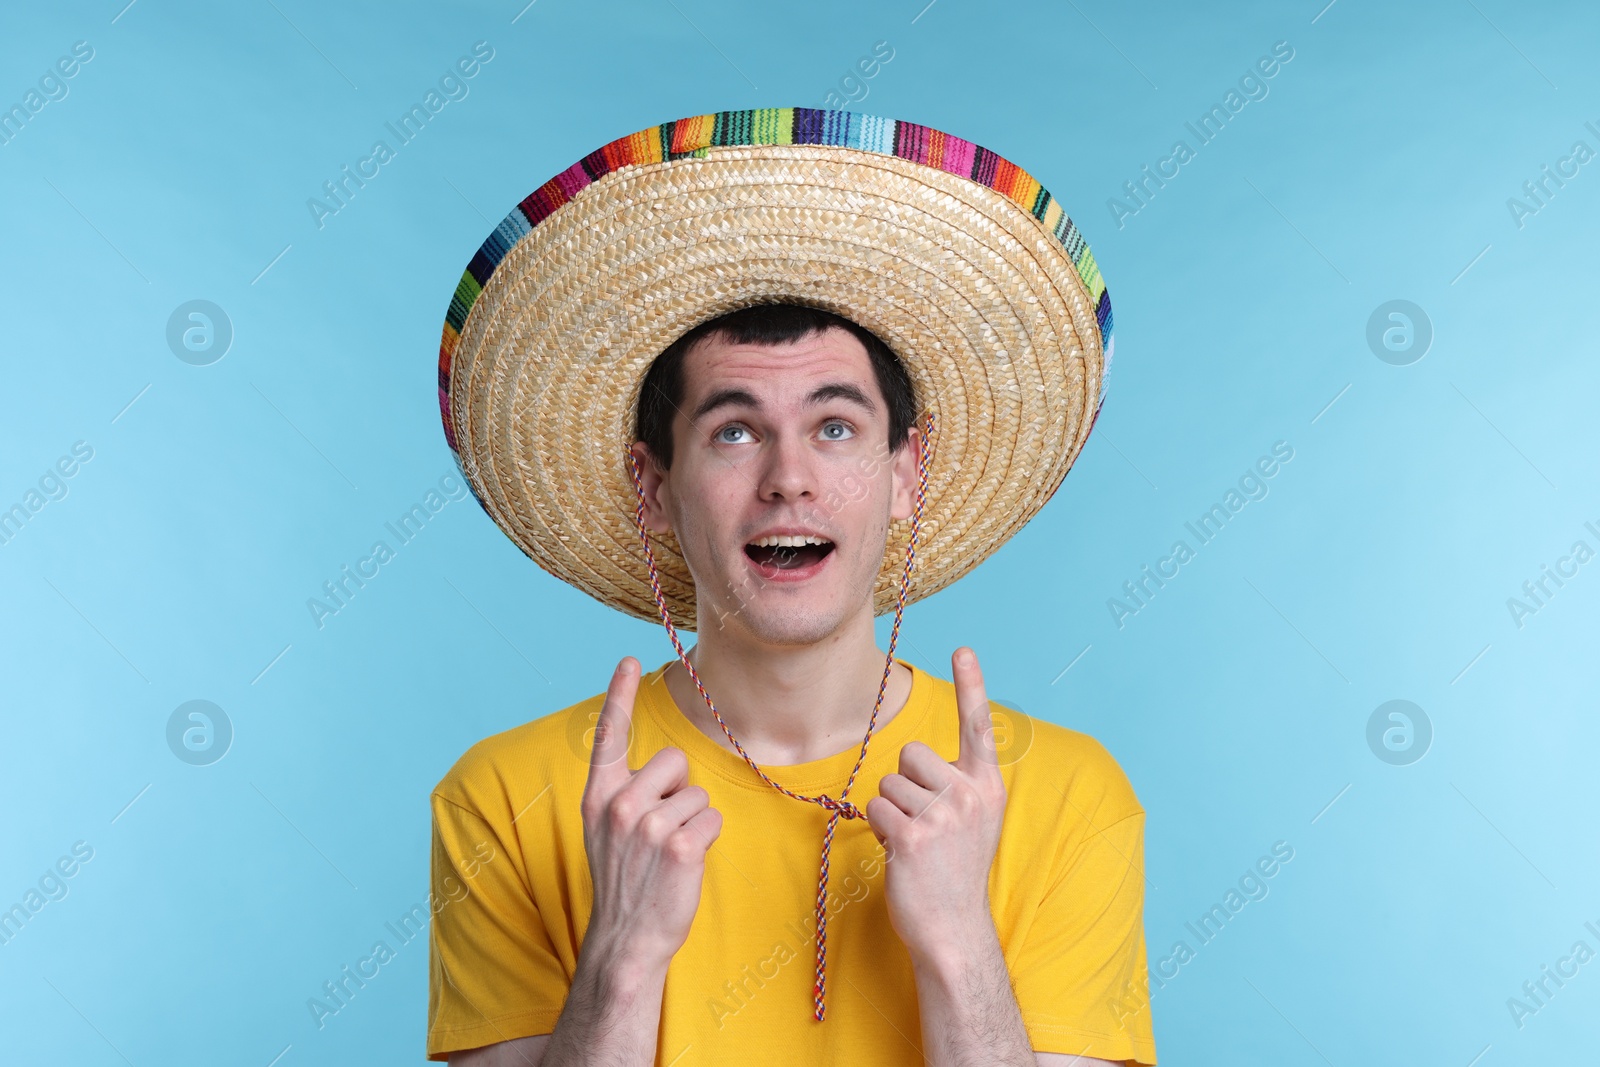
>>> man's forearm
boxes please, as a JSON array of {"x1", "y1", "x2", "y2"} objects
[
  {"x1": 910, "y1": 920, "x2": 1034, "y2": 1067},
  {"x1": 541, "y1": 934, "x2": 668, "y2": 1067}
]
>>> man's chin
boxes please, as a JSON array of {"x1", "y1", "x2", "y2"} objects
[
  {"x1": 702, "y1": 593, "x2": 863, "y2": 647},
  {"x1": 692, "y1": 552, "x2": 884, "y2": 646}
]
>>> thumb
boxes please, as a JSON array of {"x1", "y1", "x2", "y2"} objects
[
  {"x1": 952, "y1": 647, "x2": 1000, "y2": 777},
  {"x1": 587, "y1": 657, "x2": 640, "y2": 790}
]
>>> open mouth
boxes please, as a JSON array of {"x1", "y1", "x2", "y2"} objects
[{"x1": 744, "y1": 534, "x2": 836, "y2": 571}]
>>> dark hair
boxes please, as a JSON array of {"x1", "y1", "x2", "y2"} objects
[{"x1": 634, "y1": 304, "x2": 917, "y2": 469}]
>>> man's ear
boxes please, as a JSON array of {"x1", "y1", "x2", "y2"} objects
[
  {"x1": 629, "y1": 441, "x2": 674, "y2": 534},
  {"x1": 888, "y1": 424, "x2": 922, "y2": 523}
]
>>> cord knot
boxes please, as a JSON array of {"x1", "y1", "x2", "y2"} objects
[{"x1": 816, "y1": 794, "x2": 865, "y2": 820}]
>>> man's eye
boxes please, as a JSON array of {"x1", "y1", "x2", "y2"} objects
[
  {"x1": 715, "y1": 425, "x2": 750, "y2": 444},
  {"x1": 820, "y1": 420, "x2": 855, "y2": 441}
]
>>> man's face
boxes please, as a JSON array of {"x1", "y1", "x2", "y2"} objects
[{"x1": 634, "y1": 326, "x2": 918, "y2": 646}]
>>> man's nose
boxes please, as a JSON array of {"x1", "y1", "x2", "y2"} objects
[{"x1": 757, "y1": 431, "x2": 817, "y2": 502}]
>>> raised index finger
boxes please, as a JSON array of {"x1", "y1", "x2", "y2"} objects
[
  {"x1": 587, "y1": 657, "x2": 640, "y2": 789},
  {"x1": 951, "y1": 647, "x2": 1000, "y2": 776}
]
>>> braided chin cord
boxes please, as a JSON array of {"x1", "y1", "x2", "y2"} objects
[{"x1": 624, "y1": 412, "x2": 934, "y2": 1022}]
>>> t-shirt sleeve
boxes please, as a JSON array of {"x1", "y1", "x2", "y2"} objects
[
  {"x1": 426, "y1": 791, "x2": 570, "y2": 1060},
  {"x1": 1011, "y1": 809, "x2": 1158, "y2": 1065}
]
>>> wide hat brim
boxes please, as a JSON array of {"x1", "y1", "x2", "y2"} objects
[{"x1": 438, "y1": 108, "x2": 1113, "y2": 629}]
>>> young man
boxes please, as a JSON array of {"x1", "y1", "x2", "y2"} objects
[{"x1": 426, "y1": 109, "x2": 1155, "y2": 1066}]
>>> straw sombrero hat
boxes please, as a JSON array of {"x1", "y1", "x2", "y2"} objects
[{"x1": 437, "y1": 107, "x2": 1112, "y2": 628}]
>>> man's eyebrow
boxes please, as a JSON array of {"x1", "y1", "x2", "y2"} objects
[
  {"x1": 690, "y1": 382, "x2": 877, "y2": 421},
  {"x1": 691, "y1": 387, "x2": 762, "y2": 422},
  {"x1": 806, "y1": 382, "x2": 877, "y2": 413}
]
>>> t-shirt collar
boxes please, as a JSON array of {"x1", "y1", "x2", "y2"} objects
[{"x1": 633, "y1": 657, "x2": 935, "y2": 794}]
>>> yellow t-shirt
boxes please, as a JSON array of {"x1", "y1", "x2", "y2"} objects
[{"x1": 427, "y1": 658, "x2": 1157, "y2": 1065}]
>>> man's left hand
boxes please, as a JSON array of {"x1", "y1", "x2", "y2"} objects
[{"x1": 865, "y1": 646, "x2": 1007, "y2": 967}]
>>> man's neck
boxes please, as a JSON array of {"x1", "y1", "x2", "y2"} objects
[{"x1": 659, "y1": 605, "x2": 913, "y2": 767}]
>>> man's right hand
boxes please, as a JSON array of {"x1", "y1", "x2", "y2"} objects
[
  {"x1": 452, "y1": 658, "x2": 719, "y2": 1067},
  {"x1": 578, "y1": 656, "x2": 723, "y2": 972}
]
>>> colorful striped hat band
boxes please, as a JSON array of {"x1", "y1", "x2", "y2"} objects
[
  {"x1": 626, "y1": 411, "x2": 934, "y2": 1022},
  {"x1": 438, "y1": 107, "x2": 1112, "y2": 631}
]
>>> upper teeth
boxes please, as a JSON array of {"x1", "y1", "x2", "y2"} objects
[{"x1": 752, "y1": 535, "x2": 831, "y2": 548}]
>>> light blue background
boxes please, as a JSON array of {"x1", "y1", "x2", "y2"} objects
[{"x1": 3, "y1": 0, "x2": 1596, "y2": 1063}]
